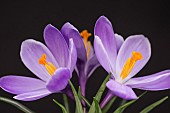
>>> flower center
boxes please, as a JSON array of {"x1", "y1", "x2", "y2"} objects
[
  {"x1": 80, "y1": 30, "x2": 91, "y2": 59},
  {"x1": 39, "y1": 54, "x2": 57, "y2": 76},
  {"x1": 120, "y1": 51, "x2": 143, "y2": 80}
]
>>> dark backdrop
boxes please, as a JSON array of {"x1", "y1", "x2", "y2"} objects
[{"x1": 0, "y1": 1, "x2": 170, "y2": 113}]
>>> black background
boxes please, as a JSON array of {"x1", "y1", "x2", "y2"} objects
[{"x1": 0, "y1": 1, "x2": 170, "y2": 113}]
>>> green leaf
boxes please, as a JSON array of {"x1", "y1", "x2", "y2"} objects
[
  {"x1": 69, "y1": 80, "x2": 84, "y2": 113},
  {"x1": 140, "y1": 96, "x2": 168, "y2": 113},
  {"x1": 63, "y1": 94, "x2": 70, "y2": 113},
  {"x1": 114, "y1": 91, "x2": 147, "y2": 113},
  {"x1": 53, "y1": 99, "x2": 67, "y2": 113},
  {"x1": 0, "y1": 96, "x2": 35, "y2": 113},
  {"x1": 94, "y1": 98, "x2": 102, "y2": 113},
  {"x1": 88, "y1": 74, "x2": 111, "y2": 113},
  {"x1": 102, "y1": 97, "x2": 117, "y2": 113},
  {"x1": 78, "y1": 86, "x2": 81, "y2": 99},
  {"x1": 81, "y1": 95, "x2": 91, "y2": 107}
]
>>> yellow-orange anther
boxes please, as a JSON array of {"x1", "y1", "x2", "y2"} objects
[
  {"x1": 120, "y1": 51, "x2": 143, "y2": 80},
  {"x1": 39, "y1": 54, "x2": 57, "y2": 76},
  {"x1": 80, "y1": 30, "x2": 92, "y2": 59},
  {"x1": 80, "y1": 30, "x2": 91, "y2": 47}
]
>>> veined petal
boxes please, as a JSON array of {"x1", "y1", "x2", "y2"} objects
[
  {"x1": 94, "y1": 16, "x2": 117, "y2": 71},
  {"x1": 125, "y1": 70, "x2": 170, "y2": 90},
  {"x1": 85, "y1": 55, "x2": 100, "y2": 78},
  {"x1": 44, "y1": 24, "x2": 69, "y2": 67},
  {"x1": 116, "y1": 35, "x2": 151, "y2": 82},
  {"x1": 46, "y1": 68, "x2": 71, "y2": 93},
  {"x1": 14, "y1": 88, "x2": 51, "y2": 101},
  {"x1": 94, "y1": 35, "x2": 112, "y2": 73},
  {"x1": 115, "y1": 34, "x2": 124, "y2": 52},
  {"x1": 67, "y1": 39, "x2": 77, "y2": 72},
  {"x1": 0, "y1": 76, "x2": 46, "y2": 94},
  {"x1": 20, "y1": 39, "x2": 58, "y2": 82},
  {"x1": 61, "y1": 22, "x2": 87, "y2": 62},
  {"x1": 86, "y1": 41, "x2": 94, "y2": 59},
  {"x1": 106, "y1": 80, "x2": 137, "y2": 100}
]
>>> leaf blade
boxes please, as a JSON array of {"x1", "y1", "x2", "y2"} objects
[
  {"x1": 88, "y1": 74, "x2": 110, "y2": 113},
  {"x1": 53, "y1": 99, "x2": 67, "y2": 113},
  {"x1": 140, "y1": 96, "x2": 168, "y2": 113},
  {"x1": 94, "y1": 98, "x2": 102, "y2": 113},
  {"x1": 102, "y1": 97, "x2": 117, "y2": 113},
  {"x1": 114, "y1": 91, "x2": 147, "y2": 113},
  {"x1": 0, "y1": 96, "x2": 35, "y2": 113},
  {"x1": 81, "y1": 95, "x2": 91, "y2": 107},
  {"x1": 63, "y1": 94, "x2": 70, "y2": 113},
  {"x1": 69, "y1": 80, "x2": 84, "y2": 113}
]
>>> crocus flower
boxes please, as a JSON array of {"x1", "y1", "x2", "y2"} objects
[
  {"x1": 0, "y1": 24, "x2": 77, "y2": 101},
  {"x1": 61, "y1": 23, "x2": 100, "y2": 96},
  {"x1": 94, "y1": 16, "x2": 170, "y2": 101}
]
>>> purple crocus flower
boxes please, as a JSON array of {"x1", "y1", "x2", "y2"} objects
[
  {"x1": 0, "y1": 24, "x2": 77, "y2": 101},
  {"x1": 61, "y1": 23, "x2": 100, "y2": 96},
  {"x1": 94, "y1": 16, "x2": 170, "y2": 101}
]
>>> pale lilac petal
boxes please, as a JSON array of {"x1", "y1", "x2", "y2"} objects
[
  {"x1": 94, "y1": 16, "x2": 117, "y2": 71},
  {"x1": 61, "y1": 22, "x2": 86, "y2": 62},
  {"x1": 116, "y1": 35, "x2": 151, "y2": 82},
  {"x1": 125, "y1": 70, "x2": 170, "y2": 90},
  {"x1": 0, "y1": 76, "x2": 46, "y2": 94},
  {"x1": 115, "y1": 34, "x2": 124, "y2": 52},
  {"x1": 46, "y1": 68, "x2": 71, "y2": 93},
  {"x1": 86, "y1": 41, "x2": 94, "y2": 59},
  {"x1": 106, "y1": 80, "x2": 137, "y2": 100},
  {"x1": 20, "y1": 39, "x2": 58, "y2": 82},
  {"x1": 67, "y1": 39, "x2": 77, "y2": 72},
  {"x1": 14, "y1": 88, "x2": 51, "y2": 101},
  {"x1": 44, "y1": 24, "x2": 69, "y2": 67},
  {"x1": 85, "y1": 55, "x2": 100, "y2": 78},
  {"x1": 94, "y1": 36, "x2": 113, "y2": 73}
]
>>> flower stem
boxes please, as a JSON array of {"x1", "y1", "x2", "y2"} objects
[{"x1": 100, "y1": 91, "x2": 114, "y2": 109}]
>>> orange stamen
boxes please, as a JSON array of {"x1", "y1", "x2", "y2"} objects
[
  {"x1": 39, "y1": 54, "x2": 57, "y2": 76},
  {"x1": 80, "y1": 30, "x2": 92, "y2": 59},
  {"x1": 120, "y1": 51, "x2": 143, "y2": 80}
]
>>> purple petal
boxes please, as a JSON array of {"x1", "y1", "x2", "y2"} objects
[
  {"x1": 67, "y1": 39, "x2": 77, "y2": 72},
  {"x1": 94, "y1": 16, "x2": 117, "y2": 71},
  {"x1": 46, "y1": 68, "x2": 71, "y2": 93},
  {"x1": 116, "y1": 35, "x2": 151, "y2": 82},
  {"x1": 94, "y1": 36, "x2": 113, "y2": 73},
  {"x1": 61, "y1": 22, "x2": 87, "y2": 62},
  {"x1": 20, "y1": 39, "x2": 58, "y2": 82},
  {"x1": 115, "y1": 34, "x2": 124, "y2": 52},
  {"x1": 14, "y1": 88, "x2": 51, "y2": 101},
  {"x1": 125, "y1": 70, "x2": 170, "y2": 90},
  {"x1": 0, "y1": 76, "x2": 46, "y2": 94},
  {"x1": 85, "y1": 55, "x2": 100, "y2": 78},
  {"x1": 106, "y1": 80, "x2": 137, "y2": 100},
  {"x1": 44, "y1": 24, "x2": 69, "y2": 67}
]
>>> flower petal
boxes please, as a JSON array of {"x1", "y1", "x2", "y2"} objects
[
  {"x1": 116, "y1": 35, "x2": 151, "y2": 82},
  {"x1": 115, "y1": 34, "x2": 124, "y2": 52},
  {"x1": 125, "y1": 70, "x2": 170, "y2": 90},
  {"x1": 85, "y1": 55, "x2": 100, "y2": 78},
  {"x1": 94, "y1": 16, "x2": 117, "y2": 71},
  {"x1": 67, "y1": 39, "x2": 77, "y2": 72},
  {"x1": 106, "y1": 80, "x2": 137, "y2": 100},
  {"x1": 0, "y1": 76, "x2": 46, "y2": 95},
  {"x1": 61, "y1": 22, "x2": 87, "y2": 62},
  {"x1": 46, "y1": 68, "x2": 71, "y2": 93},
  {"x1": 44, "y1": 24, "x2": 69, "y2": 67},
  {"x1": 94, "y1": 36, "x2": 112, "y2": 73},
  {"x1": 20, "y1": 39, "x2": 58, "y2": 82},
  {"x1": 14, "y1": 88, "x2": 51, "y2": 101}
]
